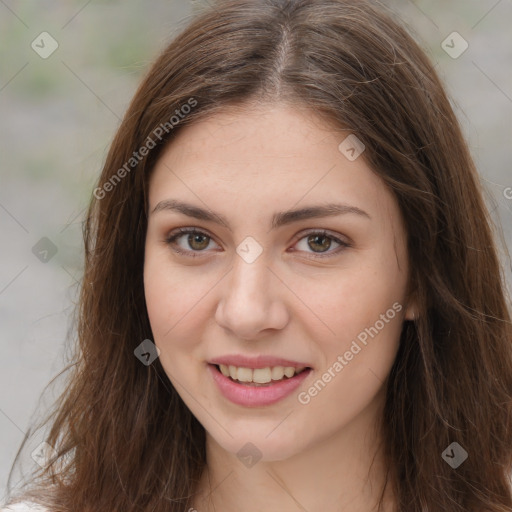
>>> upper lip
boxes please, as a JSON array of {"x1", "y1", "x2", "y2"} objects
[{"x1": 209, "y1": 355, "x2": 312, "y2": 369}]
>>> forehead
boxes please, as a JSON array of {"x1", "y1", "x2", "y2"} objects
[{"x1": 148, "y1": 103, "x2": 398, "y2": 230}]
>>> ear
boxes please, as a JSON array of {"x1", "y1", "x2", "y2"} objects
[{"x1": 404, "y1": 298, "x2": 418, "y2": 321}]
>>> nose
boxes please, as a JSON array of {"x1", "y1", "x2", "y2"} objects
[{"x1": 214, "y1": 253, "x2": 289, "y2": 340}]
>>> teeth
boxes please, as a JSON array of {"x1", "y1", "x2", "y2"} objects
[
  {"x1": 237, "y1": 367, "x2": 252, "y2": 382},
  {"x1": 271, "y1": 366, "x2": 284, "y2": 380},
  {"x1": 253, "y1": 367, "x2": 272, "y2": 384},
  {"x1": 284, "y1": 367, "x2": 295, "y2": 378},
  {"x1": 217, "y1": 364, "x2": 306, "y2": 383},
  {"x1": 228, "y1": 365, "x2": 237, "y2": 380}
]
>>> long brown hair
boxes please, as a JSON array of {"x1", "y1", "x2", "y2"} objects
[{"x1": 5, "y1": 0, "x2": 512, "y2": 510}]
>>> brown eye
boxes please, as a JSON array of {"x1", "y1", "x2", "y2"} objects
[
  {"x1": 187, "y1": 233, "x2": 210, "y2": 251},
  {"x1": 165, "y1": 228, "x2": 217, "y2": 257},
  {"x1": 293, "y1": 230, "x2": 351, "y2": 258},
  {"x1": 306, "y1": 234, "x2": 333, "y2": 253},
  {"x1": 165, "y1": 228, "x2": 350, "y2": 259}
]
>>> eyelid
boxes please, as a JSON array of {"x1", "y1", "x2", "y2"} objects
[{"x1": 164, "y1": 227, "x2": 351, "y2": 258}]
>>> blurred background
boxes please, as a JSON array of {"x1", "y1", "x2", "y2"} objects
[{"x1": 0, "y1": 0, "x2": 511, "y2": 502}]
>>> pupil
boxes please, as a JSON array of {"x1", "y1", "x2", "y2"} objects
[
  {"x1": 309, "y1": 234, "x2": 330, "y2": 252},
  {"x1": 189, "y1": 234, "x2": 209, "y2": 250}
]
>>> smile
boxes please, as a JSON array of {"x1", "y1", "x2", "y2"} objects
[
  {"x1": 217, "y1": 364, "x2": 308, "y2": 385},
  {"x1": 208, "y1": 363, "x2": 312, "y2": 407}
]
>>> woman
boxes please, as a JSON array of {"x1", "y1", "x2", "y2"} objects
[{"x1": 3, "y1": 0, "x2": 512, "y2": 510}]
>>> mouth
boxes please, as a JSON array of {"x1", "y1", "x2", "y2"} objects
[
  {"x1": 211, "y1": 363, "x2": 311, "y2": 386},
  {"x1": 207, "y1": 363, "x2": 313, "y2": 407}
]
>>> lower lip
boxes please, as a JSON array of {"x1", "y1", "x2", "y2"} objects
[{"x1": 207, "y1": 364, "x2": 312, "y2": 407}]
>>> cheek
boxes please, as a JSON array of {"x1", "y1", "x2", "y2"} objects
[
  {"x1": 299, "y1": 255, "x2": 406, "y2": 346},
  {"x1": 143, "y1": 249, "x2": 224, "y2": 380},
  {"x1": 300, "y1": 275, "x2": 404, "y2": 430},
  {"x1": 325, "y1": 269, "x2": 404, "y2": 372},
  {"x1": 144, "y1": 247, "x2": 201, "y2": 331}
]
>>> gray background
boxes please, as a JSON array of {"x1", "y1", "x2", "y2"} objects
[{"x1": 1, "y1": 0, "x2": 511, "y2": 502}]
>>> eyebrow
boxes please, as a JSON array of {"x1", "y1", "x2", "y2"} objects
[{"x1": 151, "y1": 199, "x2": 371, "y2": 230}]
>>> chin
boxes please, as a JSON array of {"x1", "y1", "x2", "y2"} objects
[{"x1": 208, "y1": 425, "x2": 305, "y2": 463}]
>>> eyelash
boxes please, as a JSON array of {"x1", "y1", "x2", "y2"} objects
[{"x1": 164, "y1": 227, "x2": 351, "y2": 259}]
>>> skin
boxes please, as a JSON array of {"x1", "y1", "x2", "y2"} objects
[{"x1": 144, "y1": 101, "x2": 417, "y2": 512}]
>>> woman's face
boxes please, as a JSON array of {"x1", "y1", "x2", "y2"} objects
[{"x1": 144, "y1": 102, "x2": 415, "y2": 461}]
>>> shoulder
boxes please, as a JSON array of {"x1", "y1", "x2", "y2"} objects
[{"x1": 1, "y1": 502, "x2": 50, "y2": 512}]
